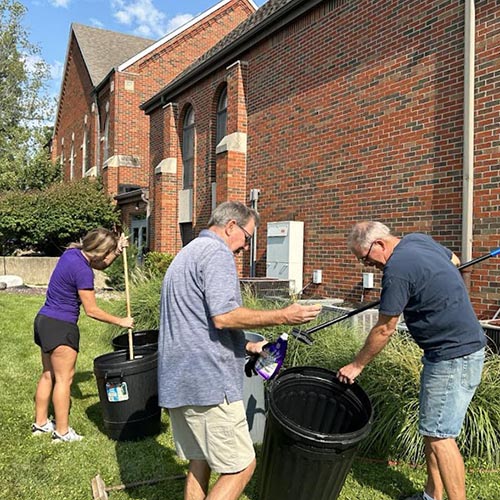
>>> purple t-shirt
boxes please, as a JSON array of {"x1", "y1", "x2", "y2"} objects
[{"x1": 39, "y1": 248, "x2": 94, "y2": 324}]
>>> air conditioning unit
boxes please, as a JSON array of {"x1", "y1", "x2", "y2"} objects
[{"x1": 266, "y1": 221, "x2": 304, "y2": 294}]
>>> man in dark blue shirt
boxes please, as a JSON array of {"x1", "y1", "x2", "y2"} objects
[{"x1": 338, "y1": 221, "x2": 485, "y2": 500}]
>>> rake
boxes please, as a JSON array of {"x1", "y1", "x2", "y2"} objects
[{"x1": 91, "y1": 473, "x2": 185, "y2": 500}]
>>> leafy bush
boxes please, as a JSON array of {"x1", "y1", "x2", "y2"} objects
[
  {"x1": 0, "y1": 178, "x2": 119, "y2": 255},
  {"x1": 143, "y1": 251, "x2": 174, "y2": 277}
]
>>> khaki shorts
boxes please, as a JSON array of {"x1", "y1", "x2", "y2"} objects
[{"x1": 168, "y1": 399, "x2": 255, "y2": 474}]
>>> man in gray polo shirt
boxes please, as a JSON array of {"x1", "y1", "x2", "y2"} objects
[{"x1": 158, "y1": 201, "x2": 321, "y2": 500}]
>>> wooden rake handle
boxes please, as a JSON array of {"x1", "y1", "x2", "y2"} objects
[{"x1": 121, "y1": 240, "x2": 134, "y2": 360}]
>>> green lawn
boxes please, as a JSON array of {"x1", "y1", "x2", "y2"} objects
[{"x1": 0, "y1": 291, "x2": 498, "y2": 499}]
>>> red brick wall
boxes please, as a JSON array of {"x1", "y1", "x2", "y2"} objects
[
  {"x1": 53, "y1": 0, "x2": 255, "y2": 200},
  {"x1": 468, "y1": 0, "x2": 500, "y2": 317},
  {"x1": 103, "y1": 0, "x2": 255, "y2": 200},
  {"x1": 149, "y1": 66, "x2": 231, "y2": 254},
  {"x1": 52, "y1": 34, "x2": 95, "y2": 179},
  {"x1": 148, "y1": 0, "x2": 500, "y2": 316}
]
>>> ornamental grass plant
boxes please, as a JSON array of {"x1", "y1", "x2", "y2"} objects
[
  {"x1": 1, "y1": 290, "x2": 499, "y2": 499},
  {"x1": 276, "y1": 307, "x2": 500, "y2": 467},
  {"x1": 109, "y1": 280, "x2": 500, "y2": 468}
]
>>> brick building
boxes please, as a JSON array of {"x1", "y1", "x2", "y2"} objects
[
  {"x1": 51, "y1": 0, "x2": 257, "y2": 251},
  {"x1": 140, "y1": 0, "x2": 500, "y2": 317}
]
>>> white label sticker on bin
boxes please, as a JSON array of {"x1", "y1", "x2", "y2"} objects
[{"x1": 106, "y1": 381, "x2": 129, "y2": 402}]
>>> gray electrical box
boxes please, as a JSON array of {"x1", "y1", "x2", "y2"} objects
[{"x1": 266, "y1": 221, "x2": 304, "y2": 294}]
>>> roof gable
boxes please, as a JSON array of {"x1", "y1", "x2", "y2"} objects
[
  {"x1": 118, "y1": 0, "x2": 257, "y2": 72},
  {"x1": 72, "y1": 23, "x2": 154, "y2": 86}
]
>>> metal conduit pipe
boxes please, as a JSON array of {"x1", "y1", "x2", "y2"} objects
[{"x1": 462, "y1": 0, "x2": 475, "y2": 269}]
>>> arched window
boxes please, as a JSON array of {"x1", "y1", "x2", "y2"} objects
[
  {"x1": 182, "y1": 106, "x2": 195, "y2": 189},
  {"x1": 216, "y1": 86, "x2": 227, "y2": 145}
]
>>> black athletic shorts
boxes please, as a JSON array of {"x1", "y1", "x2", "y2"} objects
[{"x1": 34, "y1": 313, "x2": 80, "y2": 353}]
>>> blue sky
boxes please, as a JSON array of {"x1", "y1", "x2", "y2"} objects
[{"x1": 22, "y1": 0, "x2": 267, "y2": 101}]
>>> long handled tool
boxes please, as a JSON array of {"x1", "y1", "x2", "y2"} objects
[
  {"x1": 291, "y1": 247, "x2": 500, "y2": 345},
  {"x1": 121, "y1": 236, "x2": 134, "y2": 360},
  {"x1": 91, "y1": 473, "x2": 185, "y2": 500}
]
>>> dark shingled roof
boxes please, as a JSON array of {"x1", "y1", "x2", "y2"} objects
[
  {"x1": 189, "y1": 0, "x2": 295, "y2": 68},
  {"x1": 142, "y1": 0, "x2": 308, "y2": 112},
  {"x1": 72, "y1": 23, "x2": 154, "y2": 86}
]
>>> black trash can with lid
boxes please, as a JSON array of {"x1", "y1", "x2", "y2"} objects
[
  {"x1": 257, "y1": 366, "x2": 373, "y2": 500},
  {"x1": 93, "y1": 347, "x2": 161, "y2": 441}
]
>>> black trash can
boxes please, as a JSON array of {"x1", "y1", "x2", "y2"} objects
[
  {"x1": 111, "y1": 329, "x2": 159, "y2": 351},
  {"x1": 258, "y1": 366, "x2": 373, "y2": 500},
  {"x1": 93, "y1": 347, "x2": 161, "y2": 441}
]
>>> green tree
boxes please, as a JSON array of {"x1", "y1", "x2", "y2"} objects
[
  {"x1": 17, "y1": 126, "x2": 61, "y2": 190},
  {"x1": 0, "y1": 0, "x2": 55, "y2": 191}
]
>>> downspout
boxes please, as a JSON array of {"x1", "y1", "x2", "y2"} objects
[
  {"x1": 141, "y1": 189, "x2": 150, "y2": 251},
  {"x1": 461, "y1": 0, "x2": 475, "y2": 278}
]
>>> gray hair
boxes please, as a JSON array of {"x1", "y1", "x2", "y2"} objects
[
  {"x1": 208, "y1": 201, "x2": 260, "y2": 228},
  {"x1": 347, "y1": 221, "x2": 392, "y2": 251}
]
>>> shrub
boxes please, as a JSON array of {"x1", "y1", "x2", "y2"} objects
[
  {"x1": 0, "y1": 178, "x2": 119, "y2": 255},
  {"x1": 144, "y1": 251, "x2": 174, "y2": 277}
]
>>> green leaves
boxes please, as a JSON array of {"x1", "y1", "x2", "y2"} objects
[
  {"x1": 0, "y1": 0, "x2": 54, "y2": 192},
  {"x1": 0, "y1": 179, "x2": 119, "y2": 255}
]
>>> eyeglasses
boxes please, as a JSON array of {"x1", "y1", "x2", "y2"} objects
[
  {"x1": 237, "y1": 224, "x2": 253, "y2": 245},
  {"x1": 358, "y1": 240, "x2": 375, "y2": 264}
]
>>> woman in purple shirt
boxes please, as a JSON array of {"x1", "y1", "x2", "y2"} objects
[{"x1": 32, "y1": 228, "x2": 134, "y2": 442}]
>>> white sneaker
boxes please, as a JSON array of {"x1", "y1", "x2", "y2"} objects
[
  {"x1": 52, "y1": 427, "x2": 83, "y2": 443},
  {"x1": 32, "y1": 420, "x2": 56, "y2": 436}
]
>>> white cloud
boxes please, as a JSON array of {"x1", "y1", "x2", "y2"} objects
[
  {"x1": 49, "y1": 0, "x2": 71, "y2": 7},
  {"x1": 166, "y1": 14, "x2": 194, "y2": 34},
  {"x1": 111, "y1": 0, "x2": 194, "y2": 39},
  {"x1": 49, "y1": 60, "x2": 64, "y2": 81},
  {"x1": 89, "y1": 18, "x2": 105, "y2": 28},
  {"x1": 23, "y1": 54, "x2": 44, "y2": 72}
]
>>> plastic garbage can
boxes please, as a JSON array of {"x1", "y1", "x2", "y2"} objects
[
  {"x1": 93, "y1": 347, "x2": 161, "y2": 441},
  {"x1": 111, "y1": 329, "x2": 159, "y2": 351},
  {"x1": 258, "y1": 366, "x2": 373, "y2": 500},
  {"x1": 243, "y1": 331, "x2": 267, "y2": 444}
]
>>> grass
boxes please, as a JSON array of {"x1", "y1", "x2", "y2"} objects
[{"x1": 0, "y1": 291, "x2": 499, "y2": 499}]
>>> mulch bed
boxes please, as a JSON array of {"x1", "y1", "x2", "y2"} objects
[
  {"x1": 1, "y1": 286, "x2": 121, "y2": 299},
  {"x1": 1, "y1": 286, "x2": 47, "y2": 295}
]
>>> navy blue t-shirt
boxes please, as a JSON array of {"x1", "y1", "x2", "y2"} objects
[{"x1": 379, "y1": 233, "x2": 486, "y2": 361}]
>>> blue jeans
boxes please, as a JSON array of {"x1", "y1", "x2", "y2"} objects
[{"x1": 419, "y1": 348, "x2": 484, "y2": 438}]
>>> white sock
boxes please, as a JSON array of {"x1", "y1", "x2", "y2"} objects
[{"x1": 423, "y1": 492, "x2": 435, "y2": 500}]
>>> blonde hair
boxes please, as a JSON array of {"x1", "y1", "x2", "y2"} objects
[{"x1": 69, "y1": 228, "x2": 119, "y2": 261}]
